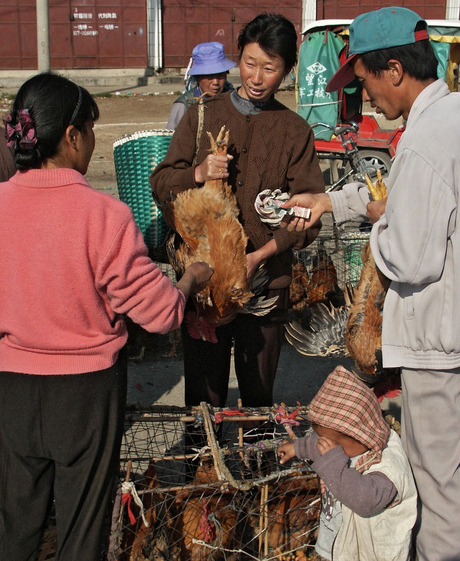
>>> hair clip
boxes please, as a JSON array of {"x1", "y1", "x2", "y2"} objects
[{"x1": 4, "y1": 108, "x2": 38, "y2": 149}]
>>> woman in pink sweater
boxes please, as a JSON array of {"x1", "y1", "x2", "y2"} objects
[{"x1": 0, "y1": 72, "x2": 212, "y2": 561}]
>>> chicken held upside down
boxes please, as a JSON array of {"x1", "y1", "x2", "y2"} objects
[
  {"x1": 163, "y1": 125, "x2": 276, "y2": 343},
  {"x1": 286, "y1": 171, "x2": 400, "y2": 387}
]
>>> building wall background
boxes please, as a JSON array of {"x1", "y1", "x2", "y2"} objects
[
  {"x1": 0, "y1": 0, "x2": 148, "y2": 69},
  {"x1": 0, "y1": 0, "x2": 453, "y2": 71},
  {"x1": 161, "y1": 0, "x2": 302, "y2": 69},
  {"x1": 317, "y1": 0, "x2": 446, "y2": 21}
]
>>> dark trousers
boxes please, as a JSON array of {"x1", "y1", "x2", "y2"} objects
[
  {"x1": 182, "y1": 288, "x2": 289, "y2": 408},
  {"x1": 0, "y1": 353, "x2": 127, "y2": 561}
]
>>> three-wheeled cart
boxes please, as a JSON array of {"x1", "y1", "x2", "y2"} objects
[{"x1": 297, "y1": 19, "x2": 460, "y2": 189}]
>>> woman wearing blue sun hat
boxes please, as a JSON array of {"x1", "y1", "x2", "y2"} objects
[{"x1": 166, "y1": 42, "x2": 236, "y2": 129}]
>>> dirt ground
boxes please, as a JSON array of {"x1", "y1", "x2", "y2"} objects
[
  {"x1": 85, "y1": 89, "x2": 297, "y2": 195},
  {"x1": 0, "y1": 88, "x2": 400, "y2": 415},
  {"x1": 77, "y1": 88, "x2": 355, "y2": 410}
]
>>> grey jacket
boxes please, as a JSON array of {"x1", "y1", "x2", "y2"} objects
[
  {"x1": 331, "y1": 80, "x2": 460, "y2": 370},
  {"x1": 166, "y1": 81, "x2": 234, "y2": 129}
]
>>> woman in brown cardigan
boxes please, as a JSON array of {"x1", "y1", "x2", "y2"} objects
[{"x1": 151, "y1": 13, "x2": 325, "y2": 417}]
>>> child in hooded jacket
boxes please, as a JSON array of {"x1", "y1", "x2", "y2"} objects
[{"x1": 278, "y1": 366, "x2": 417, "y2": 561}]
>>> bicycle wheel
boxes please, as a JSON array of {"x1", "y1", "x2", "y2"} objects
[{"x1": 351, "y1": 150, "x2": 393, "y2": 179}]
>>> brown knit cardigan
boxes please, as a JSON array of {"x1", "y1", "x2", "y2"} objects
[{"x1": 150, "y1": 92, "x2": 325, "y2": 289}]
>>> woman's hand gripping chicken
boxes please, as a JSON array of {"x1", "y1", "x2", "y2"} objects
[{"x1": 163, "y1": 126, "x2": 267, "y2": 343}]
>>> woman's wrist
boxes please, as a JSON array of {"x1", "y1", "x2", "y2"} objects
[{"x1": 194, "y1": 164, "x2": 204, "y2": 185}]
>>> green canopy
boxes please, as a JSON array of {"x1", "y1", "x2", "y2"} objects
[
  {"x1": 431, "y1": 40, "x2": 451, "y2": 80},
  {"x1": 296, "y1": 31, "x2": 346, "y2": 140}
]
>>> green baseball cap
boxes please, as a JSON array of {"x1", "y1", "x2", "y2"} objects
[{"x1": 326, "y1": 6, "x2": 429, "y2": 92}]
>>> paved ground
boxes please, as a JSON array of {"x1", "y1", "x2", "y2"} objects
[{"x1": 125, "y1": 325, "x2": 400, "y2": 420}]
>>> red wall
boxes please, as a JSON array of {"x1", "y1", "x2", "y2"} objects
[
  {"x1": 317, "y1": 0, "x2": 447, "y2": 21},
  {"x1": 162, "y1": 0, "x2": 303, "y2": 68},
  {"x1": 0, "y1": 0, "x2": 451, "y2": 70},
  {"x1": 0, "y1": 0, "x2": 147, "y2": 69}
]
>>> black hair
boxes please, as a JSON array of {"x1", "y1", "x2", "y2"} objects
[
  {"x1": 237, "y1": 13, "x2": 298, "y2": 73},
  {"x1": 360, "y1": 22, "x2": 438, "y2": 82},
  {"x1": 10, "y1": 72, "x2": 99, "y2": 171}
]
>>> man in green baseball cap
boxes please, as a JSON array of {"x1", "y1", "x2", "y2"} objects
[
  {"x1": 326, "y1": 6, "x2": 430, "y2": 92},
  {"x1": 281, "y1": 7, "x2": 460, "y2": 561}
]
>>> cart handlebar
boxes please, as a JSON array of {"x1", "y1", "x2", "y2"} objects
[{"x1": 311, "y1": 121, "x2": 359, "y2": 137}]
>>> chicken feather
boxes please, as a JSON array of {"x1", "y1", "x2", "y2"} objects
[
  {"x1": 128, "y1": 460, "x2": 180, "y2": 561},
  {"x1": 163, "y1": 126, "x2": 275, "y2": 341},
  {"x1": 286, "y1": 172, "x2": 400, "y2": 390},
  {"x1": 174, "y1": 458, "x2": 239, "y2": 561},
  {"x1": 345, "y1": 242, "x2": 390, "y2": 375}
]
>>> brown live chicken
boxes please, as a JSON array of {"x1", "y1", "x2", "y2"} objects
[
  {"x1": 286, "y1": 172, "x2": 400, "y2": 386},
  {"x1": 240, "y1": 469, "x2": 320, "y2": 561},
  {"x1": 162, "y1": 125, "x2": 275, "y2": 343},
  {"x1": 289, "y1": 247, "x2": 345, "y2": 327},
  {"x1": 262, "y1": 475, "x2": 320, "y2": 561},
  {"x1": 127, "y1": 459, "x2": 180, "y2": 561},
  {"x1": 173, "y1": 457, "x2": 240, "y2": 561}
]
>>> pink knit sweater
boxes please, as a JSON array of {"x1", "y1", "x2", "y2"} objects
[{"x1": 0, "y1": 168, "x2": 185, "y2": 375}]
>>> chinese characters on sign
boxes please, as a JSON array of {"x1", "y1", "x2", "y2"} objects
[
  {"x1": 297, "y1": 62, "x2": 334, "y2": 102},
  {"x1": 72, "y1": 10, "x2": 119, "y2": 36}
]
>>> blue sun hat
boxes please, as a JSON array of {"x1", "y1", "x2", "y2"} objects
[
  {"x1": 188, "y1": 42, "x2": 236, "y2": 76},
  {"x1": 326, "y1": 7, "x2": 429, "y2": 92}
]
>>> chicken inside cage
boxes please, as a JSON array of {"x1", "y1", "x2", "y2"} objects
[
  {"x1": 289, "y1": 245, "x2": 346, "y2": 329},
  {"x1": 110, "y1": 404, "x2": 321, "y2": 561},
  {"x1": 285, "y1": 175, "x2": 401, "y2": 399}
]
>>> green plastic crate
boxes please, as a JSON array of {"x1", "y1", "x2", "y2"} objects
[{"x1": 113, "y1": 129, "x2": 173, "y2": 250}]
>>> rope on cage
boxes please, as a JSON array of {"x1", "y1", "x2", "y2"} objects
[
  {"x1": 190, "y1": 537, "x2": 318, "y2": 561},
  {"x1": 106, "y1": 481, "x2": 123, "y2": 561},
  {"x1": 121, "y1": 481, "x2": 150, "y2": 527},
  {"x1": 200, "y1": 504, "x2": 236, "y2": 550},
  {"x1": 200, "y1": 402, "x2": 314, "y2": 491},
  {"x1": 241, "y1": 438, "x2": 285, "y2": 471},
  {"x1": 192, "y1": 445, "x2": 211, "y2": 461},
  {"x1": 274, "y1": 401, "x2": 302, "y2": 439},
  {"x1": 201, "y1": 401, "x2": 254, "y2": 491}
]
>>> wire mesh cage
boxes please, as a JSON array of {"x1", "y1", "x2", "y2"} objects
[
  {"x1": 289, "y1": 217, "x2": 370, "y2": 317},
  {"x1": 288, "y1": 218, "x2": 370, "y2": 334},
  {"x1": 113, "y1": 130, "x2": 174, "y2": 251},
  {"x1": 108, "y1": 403, "x2": 321, "y2": 561},
  {"x1": 294, "y1": 220, "x2": 370, "y2": 287}
]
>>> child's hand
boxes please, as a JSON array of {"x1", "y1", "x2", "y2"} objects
[
  {"x1": 316, "y1": 435, "x2": 338, "y2": 455},
  {"x1": 277, "y1": 441, "x2": 296, "y2": 464}
]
